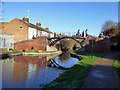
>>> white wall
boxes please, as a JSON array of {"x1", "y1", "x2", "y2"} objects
[
  {"x1": 50, "y1": 33, "x2": 54, "y2": 37},
  {"x1": 28, "y1": 27, "x2": 37, "y2": 40},
  {"x1": 41, "y1": 31, "x2": 49, "y2": 37},
  {"x1": 38, "y1": 31, "x2": 40, "y2": 37}
]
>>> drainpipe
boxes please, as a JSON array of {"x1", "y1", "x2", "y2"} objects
[{"x1": 45, "y1": 37, "x2": 47, "y2": 51}]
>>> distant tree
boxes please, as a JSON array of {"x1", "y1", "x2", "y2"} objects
[
  {"x1": 116, "y1": 22, "x2": 120, "y2": 31},
  {"x1": 101, "y1": 20, "x2": 115, "y2": 32},
  {"x1": 99, "y1": 21, "x2": 120, "y2": 38},
  {"x1": 54, "y1": 32, "x2": 56, "y2": 37},
  {"x1": 76, "y1": 29, "x2": 80, "y2": 37},
  {"x1": 82, "y1": 31, "x2": 85, "y2": 37},
  {"x1": 85, "y1": 29, "x2": 88, "y2": 37}
]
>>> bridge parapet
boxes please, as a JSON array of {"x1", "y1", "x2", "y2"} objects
[
  {"x1": 49, "y1": 36, "x2": 86, "y2": 48},
  {"x1": 48, "y1": 36, "x2": 86, "y2": 40}
]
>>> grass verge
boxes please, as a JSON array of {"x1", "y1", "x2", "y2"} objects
[
  {"x1": 113, "y1": 56, "x2": 120, "y2": 78},
  {"x1": 1, "y1": 49, "x2": 20, "y2": 54},
  {"x1": 43, "y1": 52, "x2": 105, "y2": 88},
  {"x1": 26, "y1": 50, "x2": 57, "y2": 53}
]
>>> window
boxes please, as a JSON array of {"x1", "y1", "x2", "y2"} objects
[{"x1": 20, "y1": 25, "x2": 23, "y2": 28}]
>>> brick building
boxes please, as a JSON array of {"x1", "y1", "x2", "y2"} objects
[
  {"x1": 1, "y1": 16, "x2": 53, "y2": 43},
  {"x1": 85, "y1": 36, "x2": 111, "y2": 53},
  {"x1": 14, "y1": 37, "x2": 50, "y2": 52}
]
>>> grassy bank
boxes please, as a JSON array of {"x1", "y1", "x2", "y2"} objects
[
  {"x1": 113, "y1": 56, "x2": 120, "y2": 78},
  {"x1": 26, "y1": 50, "x2": 57, "y2": 53},
  {"x1": 43, "y1": 52, "x2": 105, "y2": 88},
  {"x1": 0, "y1": 49, "x2": 20, "y2": 54}
]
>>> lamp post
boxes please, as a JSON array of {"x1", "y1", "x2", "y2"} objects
[{"x1": 89, "y1": 39, "x2": 95, "y2": 58}]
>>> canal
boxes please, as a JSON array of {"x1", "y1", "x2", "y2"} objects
[{"x1": 2, "y1": 51, "x2": 79, "y2": 88}]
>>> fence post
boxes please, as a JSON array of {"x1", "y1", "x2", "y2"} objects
[{"x1": 45, "y1": 37, "x2": 47, "y2": 51}]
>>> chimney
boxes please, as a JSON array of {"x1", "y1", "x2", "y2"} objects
[
  {"x1": 45, "y1": 27, "x2": 49, "y2": 30},
  {"x1": 36, "y1": 22, "x2": 41, "y2": 27},
  {"x1": 22, "y1": 16, "x2": 29, "y2": 23}
]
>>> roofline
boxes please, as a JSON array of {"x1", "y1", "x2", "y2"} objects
[
  {"x1": 0, "y1": 22, "x2": 8, "y2": 23},
  {"x1": 14, "y1": 36, "x2": 48, "y2": 44},
  {"x1": 16, "y1": 18, "x2": 53, "y2": 34}
]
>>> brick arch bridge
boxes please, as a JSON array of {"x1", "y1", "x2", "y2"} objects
[{"x1": 49, "y1": 36, "x2": 85, "y2": 48}]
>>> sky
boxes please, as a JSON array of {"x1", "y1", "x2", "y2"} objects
[{"x1": 1, "y1": 2, "x2": 118, "y2": 36}]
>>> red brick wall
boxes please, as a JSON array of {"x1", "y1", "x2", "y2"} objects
[
  {"x1": 85, "y1": 37, "x2": 111, "y2": 53},
  {"x1": 14, "y1": 37, "x2": 50, "y2": 52}
]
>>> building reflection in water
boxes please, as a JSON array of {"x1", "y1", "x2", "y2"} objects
[
  {"x1": 2, "y1": 58, "x2": 14, "y2": 88},
  {"x1": 12, "y1": 56, "x2": 50, "y2": 87},
  {"x1": 2, "y1": 53, "x2": 71, "y2": 88}
]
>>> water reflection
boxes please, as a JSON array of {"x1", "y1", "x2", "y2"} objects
[
  {"x1": 50, "y1": 51, "x2": 79, "y2": 69},
  {"x1": 2, "y1": 52, "x2": 79, "y2": 88},
  {"x1": 59, "y1": 51, "x2": 70, "y2": 61}
]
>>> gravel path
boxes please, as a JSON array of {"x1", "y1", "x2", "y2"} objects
[{"x1": 82, "y1": 52, "x2": 120, "y2": 88}]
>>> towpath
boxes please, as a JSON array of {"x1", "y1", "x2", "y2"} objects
[{"x1": 82, "y1": 52, "x2": 120, "y2": 88}]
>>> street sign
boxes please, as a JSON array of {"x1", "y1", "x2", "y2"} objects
[
  {"x1": 89, "y1": 40, "x2": 95, "y2": 58},
  {"x1": 42, "y1": 41, "x2": 45, "y2": 45},
  {"x1": 89, "y1": 40, "x2": 95, "y2": 46}
]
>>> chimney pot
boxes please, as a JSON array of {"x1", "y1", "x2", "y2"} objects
[
  {"x1": 36, "y1": 22, "x2": 41, "y2": 27},
  {"x1": 22, "y1": 16, "x2": 29, "y2": 23},
  {"x1": 45, "y1": 27, "x2": 49, "y2": 30}
]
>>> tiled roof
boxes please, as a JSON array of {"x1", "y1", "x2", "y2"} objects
[{"x1": 17, "y1": 18, "x2": 53, "y2": 33}]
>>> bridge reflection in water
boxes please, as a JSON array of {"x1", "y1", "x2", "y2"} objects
[
  {"x1": 2, "y1": 51, "x2": 80, "y2": 88},
  {"x1": 49, "y1": 51, "x2": 80, "y2": 69}
]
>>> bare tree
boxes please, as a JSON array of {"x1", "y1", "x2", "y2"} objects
[
  {"x1": 102, "y1": 20, "x2": 115, "y2": 32},
  {"x1": 99, "y1": 21, "x2": 120, "y2": 38}
]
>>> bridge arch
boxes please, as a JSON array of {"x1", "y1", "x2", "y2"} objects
[{"x1": 49, "y1": 37, "x2": 85, "y2": 48}]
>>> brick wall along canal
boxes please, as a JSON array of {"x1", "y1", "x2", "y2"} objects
[{"x1": 2, "y1": 51, "x2": 79, "y2": 88}]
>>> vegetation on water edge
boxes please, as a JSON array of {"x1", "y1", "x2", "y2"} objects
[
  {"x1": 1, "y1": 49, "x2": 19, "y2": 54},
  {"x1": 43, "y1": 52, "x2": 105, "y2": 88},
  {"x1": 26, "y1": 50, "x2": 58, "y2": 53},
  {"x1": 113, "y1": 56, "x2": 120, "y2": 78}
]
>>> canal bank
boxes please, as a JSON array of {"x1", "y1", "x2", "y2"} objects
[
  {"x1": 23, "y1": 51, "x2": 62, "y2": 56},
  {"x1": 43, "y1": 52, "x2": 106, "y2": 88},
  {"x1": 0, "y1": 51, "x2": 62, "y2": 59}
]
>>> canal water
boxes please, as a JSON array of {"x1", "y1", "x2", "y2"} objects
[{"x1": 2, "y1": 52, "x2": 79, "y2": 88}]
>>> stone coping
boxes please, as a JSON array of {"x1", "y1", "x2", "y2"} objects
[
  {"x1": 23, "y1": 51, "x2": 62, "y2": 55},
  {"x1": 1, "y1": 51, "x2": 62, "y2": 59},
  {"x1": 14, "y1": 36, "x2": 48, "y2": 44}
]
